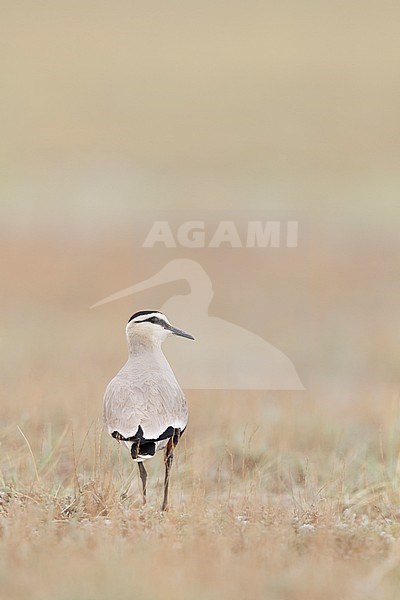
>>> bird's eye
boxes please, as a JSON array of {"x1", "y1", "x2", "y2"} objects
[{"x1": 149, "y1": 317, "x2": 159, "y2": 324}]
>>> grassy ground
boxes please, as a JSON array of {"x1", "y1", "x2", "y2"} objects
[{"x1": 2, "y1": 396, "x2": 400, "y2": 600}]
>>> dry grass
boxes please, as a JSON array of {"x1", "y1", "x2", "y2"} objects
[{"x1": 2, "y1": 396, "x2": 400, "y2": 600}]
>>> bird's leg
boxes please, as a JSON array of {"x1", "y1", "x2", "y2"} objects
[
  {"x1": 138, "y1": 461, "x2": 147, "y2": 506},
  {"x1": 162, "y1": 449, "x2": 173, "y2": 512},
  {"x1": 161, "y1": 428, "x2": 181, "y2": 512}
]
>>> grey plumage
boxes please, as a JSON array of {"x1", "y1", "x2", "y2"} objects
[
  {"x1": 104, "y1": 349, "x2": 188, "y2": 455},
  {"x1": 103, "y1": 310, "x2": 194, "y2": 509}
]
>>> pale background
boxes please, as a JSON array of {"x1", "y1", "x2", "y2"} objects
[{"x1": 1, "y1": 2, "x2": 400, "y2": 599}]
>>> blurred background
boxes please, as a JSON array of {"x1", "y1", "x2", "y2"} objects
[
  {"x1": 2, "y1": 0, "x2": 400, "y2": 421},
  {"x1": 2, "y1": 3, "x2": 400, "y2": 599}
]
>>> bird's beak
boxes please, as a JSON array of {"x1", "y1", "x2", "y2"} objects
[{"x1": 168, "y1": 325, "x2": 195, "y2": 340}]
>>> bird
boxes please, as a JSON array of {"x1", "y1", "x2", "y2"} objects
[{"x1": 103, "y1": 310, "x2": 194, "y2": 511}]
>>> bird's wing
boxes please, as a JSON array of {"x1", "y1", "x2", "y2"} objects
[{"x1": 103, "y1": 373, "x2": 188, "y2": 441}]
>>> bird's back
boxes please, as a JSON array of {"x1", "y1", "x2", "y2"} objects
[{"x1": 103, "y1": 349, "x2": 188, "y2": 442}]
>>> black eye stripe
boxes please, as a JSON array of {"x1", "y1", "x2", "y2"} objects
[{"x1": 134, "y1": 316, "x2": 166, "y2": 326}]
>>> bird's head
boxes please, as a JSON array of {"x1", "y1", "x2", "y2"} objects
[{"x1": 126, "y1": 310, "x2": 194, "y2": 349}]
